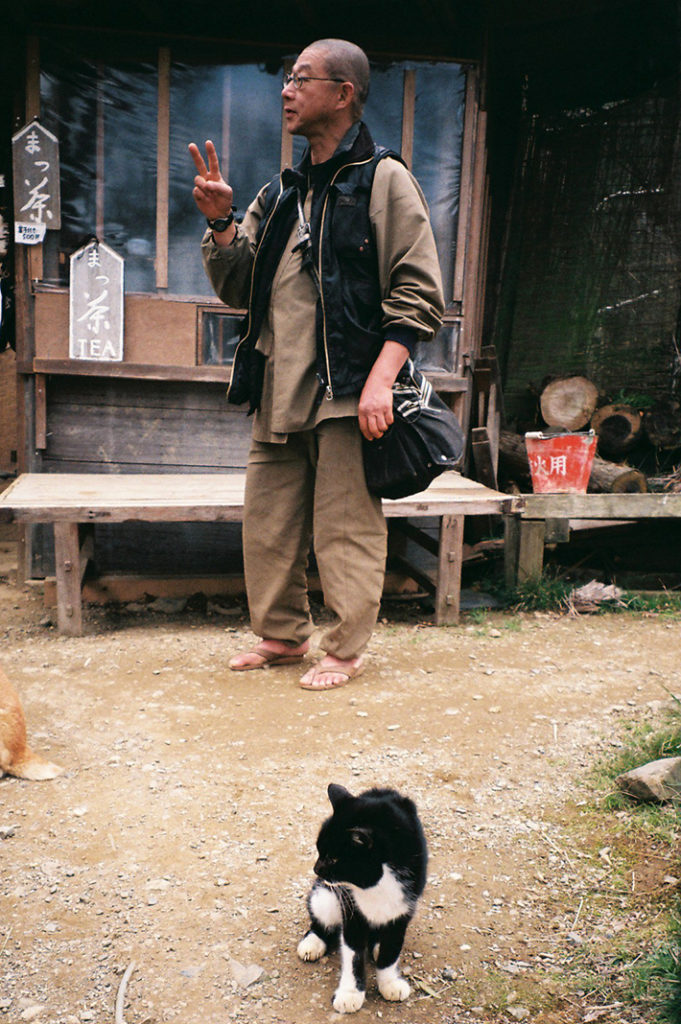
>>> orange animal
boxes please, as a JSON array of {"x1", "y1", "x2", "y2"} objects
[{"x1": 0, "y1": 666, "x2": 63, "y2": 780}]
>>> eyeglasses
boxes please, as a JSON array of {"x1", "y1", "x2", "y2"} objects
[{"x1": 283, "y1": 72, "x2": 345, "y2": 90}]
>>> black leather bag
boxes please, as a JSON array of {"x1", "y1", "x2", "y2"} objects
[{"x1": 362, "y1": 361, "x2": 465, "y2": 499}]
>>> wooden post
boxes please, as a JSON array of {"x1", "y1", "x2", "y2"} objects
[
  {"x1": 401, "y1": 69, "x2": 415, "y2": 170},
  {"x1": 34, "y1": 373, "x2": 47, "y2": 449},
  {"x1": 53, "y1": 522, "x2": 83, "y2": 635},
  {"x1": 435, "y1": 513, "x2": 464, "y2": 624},
  {"x1": 516, "y1": 520, "x2": 545, "y2": 583},
  {"x1": 156, "y1": 47, "x2": 171, "y2": 290}
]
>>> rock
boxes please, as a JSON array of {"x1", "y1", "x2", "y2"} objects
[
  {"x1": 0, "y1": 824, "x2": 17, "y2": 839},
  {"x1": 226, "y1": 958, "x2": 265, "y2": 989},
  {"x1": 616, "y1": 756, "x2": 681, "y2": 803},
  {"x1": 20, "y1": 1006, "x2": 46, "y2": 1021}
]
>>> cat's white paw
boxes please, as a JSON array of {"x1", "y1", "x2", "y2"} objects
[
  {"x1": 297, "y1": 932, "x2": 327, "y2": 962},
  {"x1": 378, "y1": 975, "x2": 411, "y2": 1002},
  {"x1": 332, "y1": 987, "x2": 365, "y2": 1013}
]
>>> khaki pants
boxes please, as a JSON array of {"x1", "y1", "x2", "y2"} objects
[{"x1": 243, "y1": 418, "x2": 387, "y2": 660}]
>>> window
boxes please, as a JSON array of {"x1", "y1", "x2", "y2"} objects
[{"x1": 37, "y1": 39, "x2": 478, "y2": 380}]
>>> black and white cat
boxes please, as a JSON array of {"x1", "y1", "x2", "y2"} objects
[{"x1": 297, "y1": 783, "x2": 428, "y2": 1014}]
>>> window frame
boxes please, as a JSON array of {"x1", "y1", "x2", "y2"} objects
[{"x1": 26, "y1": 36, "x2": 488, "y2": 393}]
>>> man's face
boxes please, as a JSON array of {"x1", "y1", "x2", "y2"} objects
[{"x1": 282, "y1": 47, "x2": 343, "y2": 138}]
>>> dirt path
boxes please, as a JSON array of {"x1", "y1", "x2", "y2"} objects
[{"x1": 1, "y1": 548, "x2": 679, "y2": 1024}]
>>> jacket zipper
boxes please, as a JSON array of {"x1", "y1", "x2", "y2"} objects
[
  {"x1": 317, "y1": 155, "x2": 375, "y2": 401},
  {"x1": 227, "y1": 180, "x2": 285, "y2": 398}
]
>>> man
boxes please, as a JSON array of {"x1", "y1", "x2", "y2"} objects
[{"x1": 189, "y1": 38, "x2": 444, "y2": 690}]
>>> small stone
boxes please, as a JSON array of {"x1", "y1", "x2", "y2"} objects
[
  {"x1": 0, "y1": 825, "x2": 17, "y2": 839},
  {"x1": 20, "y1": 1006, "x2": 46, "y2": 1021},
  {"x1": 226, "y1": 958, "x2": 265, "y2": 988},
  {"x1": 507, "y1": 1007, "x2": 530, "y2": 1021}
]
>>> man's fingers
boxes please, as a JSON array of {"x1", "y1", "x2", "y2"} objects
[
  {"x1": 205, "y1": 139, "x2": 221, "y2": 178},
  {"x1": 188, "y1": 142, "x2": 208, "y2": 178}
]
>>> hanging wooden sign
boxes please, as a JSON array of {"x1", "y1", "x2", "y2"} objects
[
  {"x1": 12, "y1": 120, "x2": 61, "y2": 244},
  {"x1": 69, "y1": 240, "x2": 124, "y2": 361}
]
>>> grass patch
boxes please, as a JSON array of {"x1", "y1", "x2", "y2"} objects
[
  {"x1": 585, "y1": 704, "x2": 681, "y2": 1021},
  {"x1": 510, "y1": 571, "x2": 573, "y2": 612}
]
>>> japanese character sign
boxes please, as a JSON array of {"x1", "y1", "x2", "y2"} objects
[
  {"x1": 69, "y1": 240, "x2": 124, "y2": 361},
  {"x1": 12, "y1": 120, "x2": 61, "y2": 244}
]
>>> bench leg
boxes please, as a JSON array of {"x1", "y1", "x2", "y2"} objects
[
  {"x1": 53, "y1": 522, "x2": 84, "y2": 636},
  {"x1": 435, "y1": 513, "x2": 464, "y2": 625},
  {"x1": 517, "y1": 520, "x2": 546, "y2": 583}
]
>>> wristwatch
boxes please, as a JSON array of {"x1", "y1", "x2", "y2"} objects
[{"x1": 206, "y1": 210, "x2": 235, "y2": 232}]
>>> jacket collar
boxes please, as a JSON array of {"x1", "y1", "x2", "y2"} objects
[{"x1": 281, "y1": 121, "x2": 375, "y2": 192}]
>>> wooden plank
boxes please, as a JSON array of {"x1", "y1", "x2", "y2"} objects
[
  {"x1": 221, "y1": 67, "x2": 232, "y2": 183},
  {"x1": 53, "y1": 522, "x2": 83, "y2": 635},
  {"x1": 34, "y1": 359, "x2": 231, "y2": 383},
  {"x1": 520, "y1": 492, "x2": 681, "y2": 519},
  {"x1": 516, "y1": 520, "x2": 546, "y2": 583},
  {"x1": 452, "y1": 67, "x2": 478, "y2": 306},
  {"x1": 25, "y1": 37, "x2": 43, "y2": 284},
  {"x1": 435, "y1": 513, "x2": 463, "y2": 624},
  {"x1": 503, "y1": 514, "x2": 520, "y2": 589},
  {"x1": 460, "y1": 108, "x2": 487, "y2": 365},
  {"x1": 44, "y1": 398, "x2": 251, "y2": 471},
  {"x1": 96, "y1": 64, "x2": 105, "y2": 240},
  {"x1": 35, "y1": 291, "x2": 207, "y2": 366},
  {"x1": 156, "y1": 47, "x2": 171, "y2": 290},
  {"x1": 471, "y1": 426, "x2": 497, "y2": 490},
  {"x1": 401, "y1": 69, "x2": 416, "y2": 170},
  {"x1": 34, "y1": 374, "x2": 47, "y2": 450},
  {"x1": 0, "y1": 471, "x2": 519, "y2": 523}
]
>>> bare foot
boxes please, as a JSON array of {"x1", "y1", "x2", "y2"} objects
[
  {"x1": 299, "y1": 655, "x2": 364, "y2": 690},
  {"x1": 229, "y1": 639, "x2": 310, "y2": 671}
]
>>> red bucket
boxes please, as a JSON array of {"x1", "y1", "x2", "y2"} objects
[{"x1": 525, "y1": 431, "x2": 596, "y2": 493}]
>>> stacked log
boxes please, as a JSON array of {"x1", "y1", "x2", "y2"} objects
[
  {"x1": 499, "y1": 430, "x2": 648, "y2": 493},
  {"x1": 496, "y1": 375, "x2": 681, "y2": 494}
]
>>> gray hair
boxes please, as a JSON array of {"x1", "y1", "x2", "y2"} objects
[{"x1": 307, "y1": 38, "x2": 370, "y2": 119}]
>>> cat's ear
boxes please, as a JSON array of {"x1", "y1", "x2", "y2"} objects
[
  {"x1": 350, "y1": 827, "x2": 373, "y2": 849},
  {"x1": 328, "y1": 783, "x2": 352, "y2": 808}
]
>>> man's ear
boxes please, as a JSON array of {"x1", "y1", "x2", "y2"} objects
[{"x1": 336, "y1": 81, "x2": 355, "y2": 112}]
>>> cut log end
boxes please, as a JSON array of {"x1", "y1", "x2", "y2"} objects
[
  {"x1": 608, "y1": 469, "x2": 648, "y2": 493},
  {"x1": 540, "y1": 376, "x2": 599, "y2": 431},
  {"x1": 591, "y1": 404, "x2": 642, "y2": 456}
]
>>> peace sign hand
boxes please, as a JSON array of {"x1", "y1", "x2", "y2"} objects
[{"x1": 188, "y1": 139, "x2": 234, "y2": 221}]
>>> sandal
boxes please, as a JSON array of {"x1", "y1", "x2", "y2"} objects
[
  {"x1": 229, "y1": 641, "x2": 309, "y2": 672},
  {"x1": 299, "y1": 657, "x2": 364, "y2": 691}
]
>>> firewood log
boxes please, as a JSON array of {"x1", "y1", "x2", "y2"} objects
[
  {"x1": 499, "y1": 430, "x2": 648, "y2": 493},
  {"x1": 642, "y1": 399, "x2": 681, "y2": 450},
  {"x1": 540, "y1": 376, "x2": 599, "y2": 431},
  {"x1": 590, "y1": 403, "x2": 642, "y2": 456}
]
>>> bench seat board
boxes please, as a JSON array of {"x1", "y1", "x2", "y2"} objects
[{"x1": 0, "y1": 472, "x2": 518, "y2": 523}]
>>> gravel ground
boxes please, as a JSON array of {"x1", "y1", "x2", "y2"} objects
[{"x1": 1, "y1": 538, "x2": 679, "y2": 1024}]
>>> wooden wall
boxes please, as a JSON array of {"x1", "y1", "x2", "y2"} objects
[
  {"x1": 494, "y1": 79, "x2": 681, "y2": 427},
  {"x1": 32, "y1": 376, "x2": 251, "y2": 576}
]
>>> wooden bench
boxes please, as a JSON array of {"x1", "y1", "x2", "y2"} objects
[
  {"x1": 504, "y1": 491, "x2": 681, "y2": 585},
  {"x1": 0, "y1": 472, "x2": 519, "y2": 635}
]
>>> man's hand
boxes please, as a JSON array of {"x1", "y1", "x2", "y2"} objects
[
  {"x1": 188, "y1": 140, "x2": 234, "y2": 222},
  {"x1": 358, "y1": 340, "x2": 410, "y2": 441},
  {"x1": 358, "y1": 378, "x2": 394, "y2": 440}
]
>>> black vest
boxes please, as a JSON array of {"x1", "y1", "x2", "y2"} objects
[{"x1": 228, "y1": 123, "x2": 402, "y2": 411}]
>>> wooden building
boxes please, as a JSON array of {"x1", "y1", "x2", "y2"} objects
[{"x1": 1, "y1": 0, "x2": 678, "y2": 582}]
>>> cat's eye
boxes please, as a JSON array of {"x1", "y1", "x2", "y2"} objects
[{"x1": 350, "y1": 827, "x2": 373, "y2": 848}]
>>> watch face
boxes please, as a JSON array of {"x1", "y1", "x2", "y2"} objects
[{"x1": 211, "y1": 219, "x2": 229, "y2": 231}]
